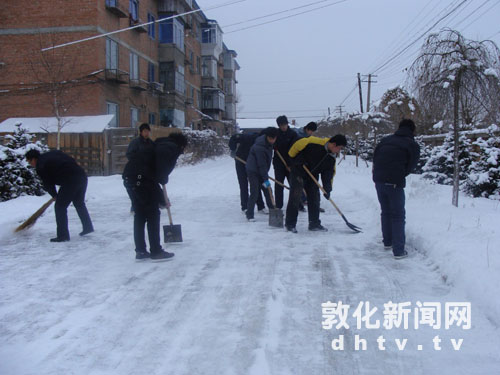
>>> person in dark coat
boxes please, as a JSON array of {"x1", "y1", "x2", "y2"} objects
[
  {"x1": 296, "y1": 121, "x2": 318, "y2": 138},
  {"x1": 26, "y1": 149, "x2": 94, "y2": 242},
  {"x1": 123, "y1": 132, "x2": 187, "y2": 260},
  {"x1": 125, "y1": 123, "x2": 155, "y2": 212},
  {"x1": 273, "y1": 115, "x2": 299, "y2": 209},
  {"x1": 373, "y1": 119, "x2": 420, "y2": 259},
  {"x1": 245, "y1": 127, "x2": 279, "y2": 221},
  {"x1": 228, "y1": 132, "x2": 266, "y2": 213},
  {"x1": 285, "y1": 134, "x2": 347, "y2": 233}
]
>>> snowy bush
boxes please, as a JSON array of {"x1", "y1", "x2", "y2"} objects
[
  {"x1": 0, "y1": 123, "x2": 48, "y2": 201},
  {"x1": 179, "y1": 128, "x2": 228, "y2": 164},
  {"x1": 414, "y1": 136, "x2": 433, "y2": 174},
  {"x1": 463, "y1": 131, "x2": 500, "y2": 199},
  {"x1": 422, "y1": 132, "x2": 475, "y2": 185}
]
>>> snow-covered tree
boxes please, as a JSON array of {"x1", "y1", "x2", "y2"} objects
[
  {"x1": 422, "y1": 132, "x2": 475, "y2": 186},
  {"x1": 0, "y1": 123, "x2": 47, "y2": 201},
  {"x1": 463, "y1": 127, "x2": 500, "y2": 199},
  {"x1": 377, "y1": 86, "x2": 422, "y2": 131},
  {"x1": 414, "y1": 136, "x2": 433, "y2": 174},
  {"x1": 409, "y1": 29, "x2": 500, "y2": 206}
]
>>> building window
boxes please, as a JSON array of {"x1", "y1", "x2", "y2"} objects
[
  {"x1": 175, "y1": 65, "x2": 185, "y2": 94},
  {"x1": 129, "y1": 52, "x2": 139, "y2": 80},
  {"x1": 148, "y1": 62, "x2": 155, "y2": 83},
  {"x1": 106, "y1": 38, "x2": 118, "y2": 70},
  {"x1": 147, "y1": 13, "x2": 155, "y2": 39},
  {"x1": 107, "y1": 101, "x2": 119, "y2": 127},
  {"x1": 131, "y1": 107, "x2": 139, "y2": 127},
  {"x1": 160, "y1": 109, "x2": 185, "y2": 127},
  {"x1": 149, "y1": 112, "x2": 157, "y2": 125},
  {"x1": 202, "y1": 24, "x2": 216, "y2": 44},
  {"x1": 159, "y1": 16, "x2": 184, "y2": 50},
  {"x1": 202, "y1": 57, "x2": 217, "y2": 78},
  {"x1": 159, "y1": 62, "x2": 184, "y2": 95},
  {"x1": 129, "y1": 0, "x2": 138, "y2": 22}
]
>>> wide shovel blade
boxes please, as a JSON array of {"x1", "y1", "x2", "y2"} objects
[
  {"x1": 269, "y1": 208, "x2": 284, "y2": 228},
  {"x1": 163, "y1": 223, "x2": 183, "y2": 243}
]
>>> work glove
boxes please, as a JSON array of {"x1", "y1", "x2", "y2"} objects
[
  {"x1": 323, "y1": 191, "x2": 330, "y2": 200},
  {"x1": 230, "y1": 150, "x2": 236, "y2": 158},
  {"x1": 262, "y1": 180, "x2": 271, "y2": 188}
]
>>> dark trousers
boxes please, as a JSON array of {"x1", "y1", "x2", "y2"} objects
[
  {"x1": 54, "y1": 176, "x2": 93, "y2": 240},
  {"x1": 375, "y1": 183, "x2": 406, "y2": 255},
  {"x1": 285, "y1": 172, "x2": 321, "y2": 228},
  {"x1": 235, "y1": 161, "x2": 264, "y2": 211},
  {"x1": 246, "y1": 171, "x2": 273, "y2": 219},
  {"x1": 273, "y1": 162, "x2": 290, "y2": 209},
  {"x1": 125, "y1": 180, "x2": 163, "y2": 254}
]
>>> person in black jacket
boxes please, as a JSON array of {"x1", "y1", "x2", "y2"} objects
[
  {"x1": 273, "y1": 115, "x2": 299, "y2": 209},
  {"x1": 123, "y1": 132, "x2": 187, "y2": 260},
  {"x1": 285, "y1": 134, "x2": 347, "y2": 233},
  {"x1": 125, "y1": 123, "x2": 155, "y2": 212},
  {"x1": 228, "y1": 132, "x2": 266, "y2": 213},
  {"x1": 373, "y1": 119, "x2": 420, "y2": 259},
  {"x1": 245, "y1": 127, "x2": 279, "y2": 221},
  {"x1": 26, "y1": 149, "x2": 94, "y2": 242}
]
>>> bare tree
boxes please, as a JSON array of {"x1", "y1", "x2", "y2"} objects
[
  {"x1": 27, "y1": 33, "x2": 89, "y2": 149},
  {"x1": 409, "y1": 29, "x2": 500, "y2": 206}
]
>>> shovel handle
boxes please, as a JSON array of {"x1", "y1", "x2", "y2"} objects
[
  {"x1": 267, "y1": 186, "x2": 277, "y2": 209},
  {"x1": 302, "y1": 165, "x2": 341, "y2": 216},
  {"x1": 235, "y1": 156, "x2": 290, "y2": 190},
  {"x1": 275, "y1": 150, "x2": 291, "y2": 172},
  {"x1": 162, "y1": 185, "x2": 174, "y2": 225}
]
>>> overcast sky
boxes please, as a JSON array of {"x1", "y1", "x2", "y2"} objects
[{"x1": 197, "y1": 0, "x2": 500, "y2": 127}]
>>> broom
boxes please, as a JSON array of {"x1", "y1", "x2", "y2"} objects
[{"x1": 14, "y1": 197, "x2": 56, "y2": 232}]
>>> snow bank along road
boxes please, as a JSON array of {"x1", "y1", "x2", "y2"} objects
[{"x1": 1, "y1": 156, "x2": 499, "y2": 375}]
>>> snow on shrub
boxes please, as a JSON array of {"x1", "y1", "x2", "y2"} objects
[
  {"x1": 0, "y1": 123, "x2": 48, "y2": 201},
  {"x1": 179, "y1": 128, "x2": 228, "y2": 164},
  {"x1": 463, "y1": 130, "x2": 500, "y2": 199}
]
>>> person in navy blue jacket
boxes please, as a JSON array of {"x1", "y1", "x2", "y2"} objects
[
  {"x1": 372, "y1": 119, "x2": 420, "y2": 259},
  {"x1": 26, "y1": 149, "x2": 94, "y2": 242},
  {"x1": 228, "y1": 132, "x2": 266, "y2": 213},
  {"x1": 245, "y1": 127, "x2": 279, "y2": 221}
]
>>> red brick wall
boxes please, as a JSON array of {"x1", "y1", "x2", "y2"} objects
[{"x1": 0, "y1": 0, "x2": 160, "y2": 128}]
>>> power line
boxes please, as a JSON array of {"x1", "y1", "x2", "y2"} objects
[
  {"x1": 222, "y1": 0, "x2": 337, "y2": 29},
  {"x1": 225, "y1": 0, "x2": 348, "y2": 34},
  {"x1": 41, "y1": 0, "x2": 246, "y2": 51},
  {"x1": 461, "y1": 0, "x2": 500, "y2": 31},
  {"x1": 370, "y1": 0, "x2": 469, "y2": 75}
]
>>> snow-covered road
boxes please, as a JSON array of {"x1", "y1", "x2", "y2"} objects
[{"x1": 1, "y1": 156, "x2": 499, "y2": 375}]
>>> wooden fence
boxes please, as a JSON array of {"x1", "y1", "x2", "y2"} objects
[{"x1": 1, "y1": 126, "x2": 180, "y2": 176}]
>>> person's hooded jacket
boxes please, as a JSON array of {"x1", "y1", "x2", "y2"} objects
[{"x1": 246, "y1": 134, "x2": 274, "y2": 180}]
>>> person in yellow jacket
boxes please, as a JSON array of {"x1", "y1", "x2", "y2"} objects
[{"x1": 285, "y1": 134, "x2": 347, "y2": 233}]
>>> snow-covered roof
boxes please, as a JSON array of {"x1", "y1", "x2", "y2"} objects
[{"x1": 0, "y1": 115, "x2": 115, "y2": 133}]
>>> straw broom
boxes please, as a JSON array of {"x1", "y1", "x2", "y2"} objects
[{"x1": 14, "y1": 197, "x2": 56, "y2": 232}]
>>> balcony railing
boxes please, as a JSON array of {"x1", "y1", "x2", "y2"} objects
[
  {"x1": 129, "y1": 78, "x2": 149, "y2": 91},
  {"x1": 104, "y1": 68, "x2": 129, "y2": 83}
]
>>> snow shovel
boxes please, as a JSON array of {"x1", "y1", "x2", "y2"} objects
[
  {"x1": 302, "y1": 165, "x2": 362, "y2": 233},
  {"x1": 14, "y1": 197, "x2": 56, "y2": 232},
  {"x1": 267, "y1": 186, "x2": 284, "y2": 228},
  {"x1": 162, "y1": 185, "x2": 183, "y2": 243}
]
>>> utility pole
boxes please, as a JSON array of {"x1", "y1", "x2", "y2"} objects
[
  {"x1": 357, "y1": 73, "x2": 364, "y2": 113},
  {"x1": 335, "y1": 105, "x2": 345, "y2": 117},
  {"x1": 328, "y1": 107, "x2": 331, "y2": 116},
  {"x1": 362, "y1": 74, "x2": 377, "y2": 113}
]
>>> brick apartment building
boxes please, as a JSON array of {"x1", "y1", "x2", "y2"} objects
[{"x1": 0, "y1": 0, "x2": 239, "y2": 135}]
